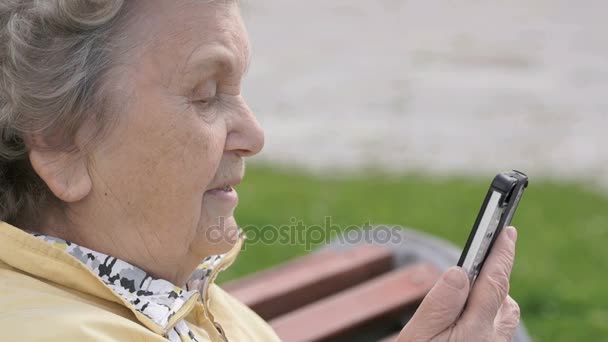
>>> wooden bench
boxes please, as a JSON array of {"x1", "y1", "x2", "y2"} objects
[
  {"x1": 223, "y1": 243, "x2": 441, "y2": 341},
  {"x1": 223, "y1": 227, "x2": 531, "y2": 342}
]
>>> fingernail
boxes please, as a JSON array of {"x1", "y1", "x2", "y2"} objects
[
  {"x1": 506, "y1": 226, "x2": 518, "y2": 242},
  {"x1": 444, "y1": 267, "x2": 467, "y2": 290}
]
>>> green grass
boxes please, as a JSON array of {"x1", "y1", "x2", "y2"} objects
[{"x1": 217, "y1": 165, "x2": 608, "y2": 342}]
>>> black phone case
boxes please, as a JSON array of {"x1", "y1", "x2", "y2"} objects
[{"x1": 457, "y1": 170, "x2": 528, "y2": 285}]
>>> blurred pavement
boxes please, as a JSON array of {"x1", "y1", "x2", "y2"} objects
[{"x1": 241, "y1": 1, "x2": 608, "y2": 184}]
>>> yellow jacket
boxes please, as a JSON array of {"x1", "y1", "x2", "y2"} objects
[{"x1": 0, "y1": 222, "x2": 281, "y2": 341}]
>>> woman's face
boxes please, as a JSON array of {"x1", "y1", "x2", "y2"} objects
[{"x1": 67, "y1": 0, "x2": 263, "y2": 282}]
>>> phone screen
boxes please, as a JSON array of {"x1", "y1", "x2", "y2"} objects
[{"x1": 460, "y1": 190, "x2": 505, "y2": 284}]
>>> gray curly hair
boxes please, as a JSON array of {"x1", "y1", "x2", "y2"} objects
[{"x1": 0, "y1": 0, "x2": 138, "y2": 225}]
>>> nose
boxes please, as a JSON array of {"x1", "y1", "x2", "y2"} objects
[{"x1": 225, "y1": 98, "x2": 264, "y2": 157}]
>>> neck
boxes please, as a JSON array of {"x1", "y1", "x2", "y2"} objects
[{"x1": 31, "y1": 209, "x2": 200, "y2": 286}]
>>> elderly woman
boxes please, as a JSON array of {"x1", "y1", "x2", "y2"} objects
[{"x1": 0, "y1": 0, "x2": 520, "y2": 341}]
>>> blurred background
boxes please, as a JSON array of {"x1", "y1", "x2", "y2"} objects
[{"x1": 219, "y1": 1, "x2": 608, "y2": 341}]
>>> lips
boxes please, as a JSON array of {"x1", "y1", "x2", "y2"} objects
[
  {"x1": 204, "y1": 185, "x2": 235, "y2": 196},
  {"x1": 206, "y1": 184, "x2": 236, "y2": 193},
  {"x1": 207, "y1": 178, "x2": 241, "y2": 193},
  {"x1": 204, "y1": 182, "x2": 239, "y2": 208}
]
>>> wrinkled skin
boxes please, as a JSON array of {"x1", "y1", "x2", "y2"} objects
[
  {"x1": 27, "y1": 0, "x2": 521, "y2": 338},
  {"x1": 397, "y1": 227, "x2": 520, "y2": 342},
  {"x1": 29, "y1": 0, "x2": 262, "y2": 285}
]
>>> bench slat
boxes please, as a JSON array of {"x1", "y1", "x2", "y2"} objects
[
  {"x1": 269, "y1": 262, "x2": 441, "y2": 342},
  {"x1": 223, "y1": 244, "x2": 393, "y2": 320}
]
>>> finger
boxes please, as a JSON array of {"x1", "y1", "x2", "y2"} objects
[
  {"x1": 398, "y1": 267, "x2": 469, "y2": 341},
  {"x1": 494, "y1": 296, "x2": 521, "y2": 342},
  {"x1": 462, "y1": 226, "x2": 517, "y2": 329}
]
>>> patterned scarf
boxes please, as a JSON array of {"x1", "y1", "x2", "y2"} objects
[{"x1": 34, "y1": 234, "x2": 227, "y2": 342}]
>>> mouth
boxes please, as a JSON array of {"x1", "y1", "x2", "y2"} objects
[
  {"x1": 218, "y1": 185, "x2": 234, "y2": 192},
  {"x1": 203, "y1": 178, "x2": 241, "y2": 208},
  {"x1": 206, "y1": 178, "x2": 241, "y2": 193}
]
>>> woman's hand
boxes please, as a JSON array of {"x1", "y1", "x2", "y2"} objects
[{"x1": 397, "y1": 226, "x2": 520, "y2": 342}]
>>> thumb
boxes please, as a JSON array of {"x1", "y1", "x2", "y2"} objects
[{"x1": 398, "y1": 267, "x2": 470, "y2": 341}]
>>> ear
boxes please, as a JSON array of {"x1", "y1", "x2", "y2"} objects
[{"x1": 29, "y1": 146, "x2": 92, "y2": 203}]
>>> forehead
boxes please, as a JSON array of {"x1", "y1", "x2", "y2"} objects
[{"x1": 134, "y1": 0, "x2": 249, "y2": 81}]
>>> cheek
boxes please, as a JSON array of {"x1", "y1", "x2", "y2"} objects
[
  {"x1": 179, "y1": 123, "x2": 226, "y2": 191},
  {"x1": 92, "y1": 97, "x2": 227, "y2": 213},
  {"x1": 145, "y1": 95, "x2": 227, "y2": 191}
]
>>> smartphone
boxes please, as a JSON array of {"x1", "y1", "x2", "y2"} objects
[{"x1": 457, "y1": 170, "x2": 528, "y2": 287}]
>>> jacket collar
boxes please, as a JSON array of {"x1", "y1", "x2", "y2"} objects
[{"x1": 0, "y1": 222, "x2": 242, "y2": 336}]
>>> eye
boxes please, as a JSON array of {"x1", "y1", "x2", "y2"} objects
[
  {"x1": 192, "y1": 80, "x2": 218, "y2": 110},
  {"x1": 195, "y1": 97, "x2": 215, "y2": 108}
]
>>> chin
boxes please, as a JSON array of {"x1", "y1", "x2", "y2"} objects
[{"x1": 196, "y1": 215, "x2": 239, "y2": 256}]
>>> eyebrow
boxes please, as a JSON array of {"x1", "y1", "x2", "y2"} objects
[{"x1": 183, "y1": 45, "x2": 250, "y2": 80}]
